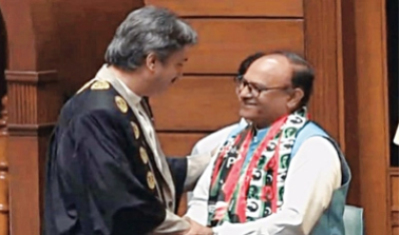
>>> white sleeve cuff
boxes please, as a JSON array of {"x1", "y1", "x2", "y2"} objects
[{"x1": 152, "y1": 210, "x2": 190, "y2": 235}]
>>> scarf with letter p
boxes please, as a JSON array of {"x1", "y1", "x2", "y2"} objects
[{"x1": 207, "y1": 108, "x2": 308, "y2": 226}]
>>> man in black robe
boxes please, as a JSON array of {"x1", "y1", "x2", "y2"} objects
[{"x1": 44, "y1": 6, "x2": 213, "y2": 235}]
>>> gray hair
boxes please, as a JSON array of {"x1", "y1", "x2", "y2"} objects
[{"x1": 105, "y1": 6, "x2": 198, "y2": 71}]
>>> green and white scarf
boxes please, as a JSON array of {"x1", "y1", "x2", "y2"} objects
[{"x1": 207, "y1": 108, "x2": 309, "y2": 226}]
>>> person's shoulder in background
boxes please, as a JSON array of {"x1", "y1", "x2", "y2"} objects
[{"x1": 191, "y1": 118, "x2": 248, "y2": 155}]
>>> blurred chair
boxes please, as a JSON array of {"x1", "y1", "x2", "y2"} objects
[{"x1": 343, "y1": 205, "x2": 364, "y2": 235}]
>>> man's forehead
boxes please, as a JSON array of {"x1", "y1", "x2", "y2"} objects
[
  {"x1": 244, "y1": 55, "x2": 292, "y2": 85},
  {"x1": 260, "y1": 58, "x2": 280, "y2": 69},
  {"x1": 247, "y1": 55, "x2": 291, "y2": 74},
  {"x1": 255, "y1": 54, "x2": 289, "y2": 66}
]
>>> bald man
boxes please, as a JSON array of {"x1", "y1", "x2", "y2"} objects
[{"x1": 185, "y1": 51, "x2": 351, "y2": 235}]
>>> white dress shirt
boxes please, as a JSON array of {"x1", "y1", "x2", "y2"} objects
[
  {"x1": 191, "y1": 119, "x2": 248, "y2": 155},
  {"x1": 186, "y1": 133, "x2": 341, "y2": 235}
]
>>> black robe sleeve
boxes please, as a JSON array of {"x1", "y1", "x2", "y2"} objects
[
  {"x1": 166, "y1": 157, "x2": 188, "y2": 212},
  {"x1": 69, "y1": 110, "x2": 166, "y2": 235}
]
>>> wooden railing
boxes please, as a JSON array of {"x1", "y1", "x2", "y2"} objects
[
  {"x1": 0, "y1": 95, "x2": 8, "y2": 235},
  {"x1": 390, "y1": 167, "x2": 399, "y2": 235}
]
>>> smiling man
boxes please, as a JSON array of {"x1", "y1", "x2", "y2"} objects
[
  {"x1": 186, "y1": 51, "x2": 352, "y2": 235},
  {"x1": 44, "y1": 6, "x2": 213, "y2": 235}
]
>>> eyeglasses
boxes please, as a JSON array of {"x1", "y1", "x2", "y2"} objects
[{"x1": 234, "y1": 75, "x2": 291, "y2": 97}]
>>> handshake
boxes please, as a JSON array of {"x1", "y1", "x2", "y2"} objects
[{"x1": 180, "y1": 217, "x2": 214, "y2": 235}]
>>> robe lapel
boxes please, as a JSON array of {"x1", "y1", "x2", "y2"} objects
[{"x1": 94, "y1": 65, "x2": 177, "y2": 211}]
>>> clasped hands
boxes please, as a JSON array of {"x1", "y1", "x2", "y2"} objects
[{"x1": 181, "y1": 217, "x2": 214, "y2": 235}]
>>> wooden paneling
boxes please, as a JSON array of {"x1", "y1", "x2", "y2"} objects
[
  {"x1": 145, "y1": 0, "x2": 304, "y2": 17},
  {"x1": 393, "y1": 227, "x2": 399, "y2": 235},
  {"x1": 391, "y1": 168, "x2": 399, "y2": 235},
  {"x1": 7, "y1": 136, "x2": 41, "y2": 235},
  {"x1": 6, "y1": 72, "x2": 60, "y2": 127},
  {"x1": 341, "y1": 0, "x2": 361, "y2": 206},
  {"x1": 304, "y1": 0, "x2": 342, "y2": 143},
  {"x1": 5, "y1": 68, "x2": 59, "y2": 235},
  {"x1": 391, "y1": 170, "x2": 399, "y2": 211},
  {"x1": 0, "y1": 96, "x2": 8, "y2": 235},
  {"x1": 152, "y1": 76, "x2": 239, "y2": 131},
  {"x1": 340, "y1": 0, "x2": 391, "y2": 233},
  {"x1": 355, "y1": 0, "x2": 391, "y2": 234},
  {"x1": 158, "y1": 133, "x2": 207, "y2": 156},
  {"x1": 51, "y1": 0, "x2": 145, "y2": 95},
  {"x1": 0, "y1": 12, "x2": 6, "y2": 99},
  {"x1": 392, "y1": 211, "x2": 399, "y2": 226},
  {"x1": 184, "y1": 19, "x2": 304, "y2": 74},
  {"x1": 6, "y1": 133, "x2": 52, "y2": 235},
  {"x1": 0, "y1": 0, "x2": 36, "y2": 70},
  {"x1": 0, "y1": 11, "x2": 7, "y2": 235}
]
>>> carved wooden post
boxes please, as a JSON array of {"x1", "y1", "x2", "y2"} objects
[
  {"x1": 5, "y1": 71, "x2": 60, "y2": 235},
  {"x1": 0, "y1": 95, "x2": 8, "y2": 235}
]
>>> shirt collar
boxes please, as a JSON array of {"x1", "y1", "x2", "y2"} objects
[{"x1": 96, "y1": 64, "x2": 142, "y2": 106}]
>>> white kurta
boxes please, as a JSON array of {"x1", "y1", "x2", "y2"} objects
[{"x1": 186, "y1": 128, "x2": 341, "y2": 235}]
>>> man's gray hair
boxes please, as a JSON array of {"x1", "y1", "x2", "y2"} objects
[{"x1": 105, "y1": 6, "x2": 198, "y2": 71}]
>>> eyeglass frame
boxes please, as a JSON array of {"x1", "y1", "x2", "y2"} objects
[{"x1": 234, "y1": 75, "x2": 292, "y2": 97}]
